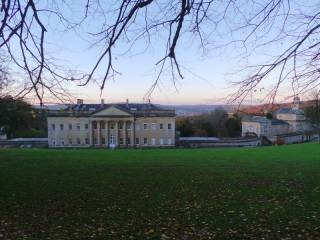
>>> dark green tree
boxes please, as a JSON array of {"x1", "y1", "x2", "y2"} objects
[
  {"x1": 0, "y1": 96, "x2": 47, "y2": 138},
  {"x1": 176, "y1": 117, "x2": 194, "y2": 137},
  {"x1": 225, "y1": 116, "x2": 241, "y2": 137},
  {"x1": 305, "y1": 90, "x2": 320, "y2": 142}
]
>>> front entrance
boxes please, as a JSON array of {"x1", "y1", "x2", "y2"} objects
[{"x1": 109, "y1": 134, "x2": 116, "y2": 148}]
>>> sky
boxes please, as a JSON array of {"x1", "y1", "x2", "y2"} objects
[
  {"x1": 16, "y1": 0, "x2": 319, "y2": 105},
  {"x1": 43, "y1": 8, "x2": 238, "y2": 105}
]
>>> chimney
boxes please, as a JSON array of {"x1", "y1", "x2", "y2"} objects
[
  {"x1": 126, "y1": 98, "x2": 129, "y2": 107},
  {"x1": 77, "y1": 99, "x2": 83, "y2": 105},
  {"x1": 293, "y1": 95, "x2": 300, "y2": 109},
  {"x1": 101, "y1": 99, "x2": 105, "y2": 106}
]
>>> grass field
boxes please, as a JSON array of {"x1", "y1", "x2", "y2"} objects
[{"x1": 1, "y1": 144, "x2": 320, "y2": 239}]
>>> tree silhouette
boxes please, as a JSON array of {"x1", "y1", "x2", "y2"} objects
[{"x1": 1, "y1": 0, "x2": 319, "y2": 104}]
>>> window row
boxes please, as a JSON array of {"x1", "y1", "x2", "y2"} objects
[
  {"x1": 51, "y1": 137, "x2": 173, "y2": 146},
  {"x1": 140, "y1": 123, "x2": 172, "y2": 130},
  {"x1": 52, "y1": 137, "x2": 90, "y2": 146},
  {"x1": 92, "y1": 122, "x2": 132, "y2": 130},
  {"x1": 51, "y1": 123, "x2": 89, "y2": 131},
  {"x1": 51, "y1": 122, "x2": 173, "y2": 131},
  {"x1": 138, "y1": 137, "x2": 172, "y2": 145}
]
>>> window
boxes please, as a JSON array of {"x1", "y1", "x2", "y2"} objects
[
  {"x1": 101, "y1": 137, "x2": 106, "y2": 145},
  {"x1": 143, "y1": 137, "x2": 147, "y2": 145},
  {"x1": 168, "y1": 138, "x2": 172, "y2": 145},
  {"x1": 151, "y1": 123, "x2": 156, "y2": 130},
  {"x1": 68, "y1": 124, "x2": 72, "y2": 130},
  {"x1": 143, "y1": 123, "x2": 148, "y2": 129},
  {"x1": 85, "y1": 123, "x2": 89, "y2": 130},
  {"x1": 110, "y1": 123, "x2": 114, "y2": 129},
  {"x1": 168, "y1": 123, "x2": 172, "y2": 130},
  {"x1": 135, "y1": 137, "x2": 140, "y2": 145},
  {"x1": 119, "y1": 122, "x2": 123, "y2": 130},
  {"x1": 127, "y1": 138, "x2": 131, "y2": 145},
  {"x1": 61, "y1": 140, "x2": 65, "y2": 145},
  {"x1": 51, "y1": 124, "x2": 55, "y2": 130},
  {"x1": 119, "y1": 138, "x2": 124, "y2": 145},
  {"x1": 69, "y1": 138, "x2": 72, "y2": 145},
  {"x1": 60, "y1": 124, "x2": 64, "y2": 130},
  {"x1": 77, "y1": 138, "x2": 81, "y2": 145},
  {"x1": 94, "y1": 138, "x2": 97, "y2": 144},
  {"x1": 159, "y1": 123, "x2": 163, "y2": 129},
  {"x1": 109, "y1": 135, "x2": 115, "y2": 144},
  {"x1": 85, "y1": 138, "x2": 89, "y2": 144},
  {"x1": 160, "y1": 138, "x2": 164, "y2": 145},
  {"x1": 76, "y1": 123, "x2": 81, "y2": 130},
  {"x1": 152, "y1": 138, "x2": 156, "y2": 145},
  {"x1": 101, "y1": 122, "x2": 105, "y2": 129},
  {"x1": 127, "y1": 123, "x2": 131, "y2": 130}
]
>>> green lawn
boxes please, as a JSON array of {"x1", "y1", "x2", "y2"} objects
[{"x1": 0, "y1": 144, "x2": 320, "y2": 239}]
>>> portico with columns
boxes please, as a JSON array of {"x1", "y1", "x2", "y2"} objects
[
  {"x1": 90, "y1": 118, "x2": 135, "y2": 147},
  {"x1": 88, "y1": 105, "x2": 135, "y2": 147}
]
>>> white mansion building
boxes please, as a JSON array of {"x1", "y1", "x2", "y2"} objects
[{"x1": 47, "y1": 100, "x2": 175, "y2": 148}]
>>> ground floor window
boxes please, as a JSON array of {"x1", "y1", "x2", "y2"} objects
[
  {"x1": 101, "y1": 137, "x2": 106, "y2": 145},
  {"x1": 135, "y1": 137, "x2": 139, "y2": 145},
  {"x1": 168, "y1": 138, "x2": 172, "y2": 145},
  {"x1": 127, "y1": 137, "x2": 131, "y2": 145},
  {"x1": 69, "y1": 138, "x2": 72, "y2": 145},
  {"x1": 109, "y1": 135, "x2": 115, "y2": 145},
  {"x1": 85, "y1": 138, "x2": 89, "y2": 144},
  {"x1": 152, "y1": 138, "x2": 156, "y2": 145},
  {"x1": 119, "y1": 138, "x2": 124, "y2": 145},
  {"x1": 160, "y1": 138, "x2": 164, "y2": 145},
  {"x1": 143, "y1": 137, "x2": 147, "y2": 145},
  {"x1": 77, "y1": 138, "x2": 81, "y2": 144}
]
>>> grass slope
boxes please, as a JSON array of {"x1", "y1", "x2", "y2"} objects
[{"x1": 0, "y1": 144, "x2": 320, "y2": 239}]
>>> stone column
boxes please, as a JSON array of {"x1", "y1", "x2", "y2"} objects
[
  {"x1": 115, "y1": 121, "x2": 119, "y2": 147},
  {"x1": 97, "y1": 121, "x2": 101, "y2": 146},
  {"x1": 130, "y1": 121, "x2": 134, "y2": 146},
  {"x1": 89, "y1": 120, "x2": 93, "y2": 147},
  {"x1": 105, "y1": 120, "x2": 109, "y2": 147},
  {"x1": 132, "y1": 119, "x2": 136, "y2": 148},
  {"x1": 123, "y1": 121, "x2": 127, "y2": 146}
]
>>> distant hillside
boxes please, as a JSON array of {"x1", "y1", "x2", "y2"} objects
[
  {"x1": 160, "y1": 105, "x2": 238, "y2": 116},
  {"x1": 239, "y1": 101, "x2": 314, "y2": 116},
  {"x1": 33, "y1": 104, "x2": 236, "y2": 116}
]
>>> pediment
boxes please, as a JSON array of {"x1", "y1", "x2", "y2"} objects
[{"x1": 92, "y1": 106, "x2": 131, "y2": 117}]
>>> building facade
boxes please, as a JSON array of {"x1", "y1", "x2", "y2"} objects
[
  {"x1": 47, "y1": 101, "x2": 175, "y2": 148},
  {"x1": 241, "y1": 96, "x2": 312, "y2": 143},
  {"x1": 242, "y1": 116, "x2": 289, "y2": 137}
]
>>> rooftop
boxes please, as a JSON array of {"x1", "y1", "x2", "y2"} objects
[
  {"x1": 243, "y1": 116, "x2": 288, "y2": 125},
  {"x1": 277, "y1": 108, "x2": 305, "y2": 115},
  {"x1": 49, "y1": 103, "x2": 175, "y2": 117}
]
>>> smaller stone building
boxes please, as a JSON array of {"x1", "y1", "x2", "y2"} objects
[
  {"x1": 242, "y1": 96, "x2": 311, "y2": 142},
  {"x1": 242, "y1": 116, "x2": 289, "y2": 138}
]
